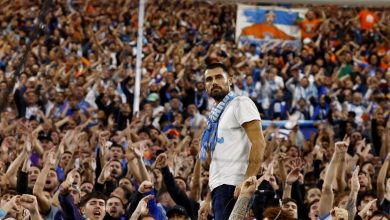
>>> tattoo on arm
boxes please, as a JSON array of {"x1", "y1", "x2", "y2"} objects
[
  {"x1": 345, "y1": 192, "x2": 357, "y2": 220},
  {"x1": 229, "y1": 195, "x2": 251, "y2": 220}
]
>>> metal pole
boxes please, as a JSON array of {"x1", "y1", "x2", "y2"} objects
[{"x1": 133, "y1": 0, "x2": 145, "y2": 115}]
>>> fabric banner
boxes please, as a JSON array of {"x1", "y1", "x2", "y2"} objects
[
  {"x1": 261, "y1": 120, "x2": 319, "y2": 139},
  {"x1": 236, "y1": 4, "x2": 307, "y2": 48}
]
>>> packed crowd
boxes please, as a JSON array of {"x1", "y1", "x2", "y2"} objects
[{"x1": 0, "y1": 0, "x2": 389, "y2": 219}]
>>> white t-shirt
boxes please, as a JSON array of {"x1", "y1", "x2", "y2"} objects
[{"x1": 209, "y1": 96, "x2": 261, "y2": 191}]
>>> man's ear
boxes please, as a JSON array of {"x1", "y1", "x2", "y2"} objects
[
  {"x1": 228, "y1": 76, "x2": 233, "y2": 87},
  {"x1": 80, "y1": 207, "x2": 86, "y2": 215}
]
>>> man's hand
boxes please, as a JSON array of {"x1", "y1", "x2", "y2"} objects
[
  {"x1": 358, "y1": 199, "x2": 377, "y2": 219},
  {"x1": 198, "y1": 200, "x2": 211, "y2": 220},
  {"x1": 351, "y1": 166, "x2": 360, "y2": 193},
  {"x1": 2, "y1": 195, "x2": 21, "y2": 213},
  {"x1": 97, "y1": 162, "x2": 112, "y2": 184},
  {"x1": 331, "y1": 207, "x2": 348, "y2": 220},
  {"x1": 154, "y1": 153, "x2": 168, "y2": 169},
  {"x1": 98, "y1": 131, "x2": 110, "y2": 148},
  {"x1": 45, "y1": 150, "x2": 57, "y2": 167},
  {"x1": 59, "y1": 174, "x2": 74, "y2": 195},
  {"x1": 240, "y1": 176, "x2": 257, "y2": 196},
  {"x1": 19, "y1": 194, "x2": 39, "y2": 214},
  {"x1": 138, "y1": 181, "x2": 153, "y2": 194},
  {"x1": 335, "y1": 139, "x2": 348, "y2": 155},
  {"x1": 134, "y1": 195, "x2": 153, "y2": 215},
  {"x1": 286, "y1": 168, "x2": 301, "y2": 185}
]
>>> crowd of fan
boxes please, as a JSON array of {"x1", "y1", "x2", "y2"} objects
[{"x1": 0, "y1": 0, "x2": 389, "y2": 219}]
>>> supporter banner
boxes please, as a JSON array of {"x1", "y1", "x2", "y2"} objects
[
  {"x1": 236, "y1": 4, "x2": 307, "y2": 48},
  {"x1": 262, "y1": 120, "x2": 318, "y2": 139}
]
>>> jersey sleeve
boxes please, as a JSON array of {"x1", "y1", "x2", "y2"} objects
[{"x1": 233, "y1": 96, "x2": 261, "y2": 126}]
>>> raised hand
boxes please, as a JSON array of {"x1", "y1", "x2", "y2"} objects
[
  {"x1": 133, "y1": 195, "x2": 154, "y2": 217},
  {"x1": 287, "y1": 157, "x2": 304, "y2": 170},
  {"x1": 2, "y1": 195, "x2": 22, "y2": 213},
  {"x1": 198, "y1": 200, "x2": 211, "y2": 220},
  {"x1": 98, "y1": 131, "x2": 110, "y2": 148},
  {"x1": 154, "y1": 153, "x2": 168, "y2": 169},
  {"x1": 351, "y1": 166, "x2": 360, "y2": 193},
  {"x1": 97, "y1": 161, "x2": 112, "y2": 184},
  {"x1": 240, "y1": 176, "x2": 257, "y2": 196},
  {"x1": 138, "y1": 180, "x2": 153, "y2": 194},
  {"x1": 59, "y1": 178, "x2": 72, "y2": 195},
  {"x1": 45, "y1": 150, "x2": 57, "y2": 167},
  {"x1": 286, "y1": 168, "x2": 301, "y2": 185},
  {"x1": 23, "y1": 134, "x2": 32, "y2": 155},
  {"x1": 358, "y1": 199, "x2": 377, "y2": 219},
  {"x1": 331, "y1": 207, "x2": 348, "y2": 220},
  {"x1": 335, "y1": 140, "x2": 348, "y2": 155},
  {"x1": 19, "y1": 194, "x2": 39, "y2": 214}
]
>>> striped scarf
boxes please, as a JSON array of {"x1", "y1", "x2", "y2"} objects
[{"x1": 199, "y1": 91, "x2": 237, "y2": 161}]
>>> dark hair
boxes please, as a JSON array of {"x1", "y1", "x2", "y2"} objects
[
  {"x1": 263, "y1": 207, "x2": 294, "y2": 220},
  {"x1": 109, "y1": 144, "x2": 125, "y2": 154},
  {"x1": 79, "y1": 191, "x2": 108, "y2": 207},
  {"x1": 205, "y1": 62, "x2": 229, "y2": 75},
  {"x1": 307, "y1": 199, "x2": 320, "y2": 209},
  {"x1": 174, "y1": 176, "x2": 188, "y2": 191},
  {"x1": 333, "y1": 191, "x2": 350, "y2": 207},
  {"x1": 111, "y1": 186, "x2": 132, "y2": 205},
  {"x1": 282, "y1": 198, "x2": 297, "y2": 205},
  {"x1": 138, "y1": 214, "x2": 155, "y2": 220},
  {"x1": 357, "y1": 192, "x2": 377, "y2": 206},
  {"x1": 1, "y1": 189, "x2": 18, "y2": 197}
]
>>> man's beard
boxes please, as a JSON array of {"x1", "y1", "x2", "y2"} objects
[{"x1": 210, "y1": 90, "x2": 229, "y2": 102}]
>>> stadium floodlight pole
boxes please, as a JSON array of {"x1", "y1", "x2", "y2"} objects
[{"x1": 133, "y1": 0, "x2": 146, "y2": 116}]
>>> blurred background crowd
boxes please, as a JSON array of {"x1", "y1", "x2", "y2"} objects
[{"x1": 0, "y1": 0, "x2": 389, "y2": 219}]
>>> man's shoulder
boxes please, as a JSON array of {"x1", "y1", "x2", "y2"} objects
[{"x1": 232, "y1": 95, "x2": 255, "y2": 105}]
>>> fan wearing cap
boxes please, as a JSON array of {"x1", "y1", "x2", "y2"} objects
[
  {"x1": 145, "y1": 93, "x2": 164, "y2": 120},
  {"x1": 167, "y1": 205, "x2": 189, "y2": 220}
]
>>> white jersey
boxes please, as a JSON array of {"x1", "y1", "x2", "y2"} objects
[{"x1": 209, "y1": 96, "x2": 261, "y2": 191}]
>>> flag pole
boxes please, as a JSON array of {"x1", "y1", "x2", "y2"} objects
[{"x1": 133, "y1": 0, "x2": 145, "y2": 116}]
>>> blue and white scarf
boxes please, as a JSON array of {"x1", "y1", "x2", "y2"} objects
[{"x1": 199, "y1": 91, "x2": 237, "y2": 161}]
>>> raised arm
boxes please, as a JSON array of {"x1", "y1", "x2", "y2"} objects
[
  {"x1": 154, "y1": 153, "x2": 195, "y2": 218},
  {"x1": 377, "y1": 152, "x2": 390, "y2": 203},
  {"x1": 189, "y1": 158, "x2": 201, "y2": 201},
  {"x1": 5, "y1": 146, "x2": 27, "y2": 188},
  {"x1": 283, "y1": 167, "x2": 301, "y2": 200},
  {"x1": 129, "y1": 195, "x2": 154, "y2": 220},
  {"x1": 33, "y1": 150, "x2": 57, "y2": 214},
  {"x1": 128, "y1": 142, "x2": 150, "y2": 182},
  {"x1": 229, "y1": 176, "x2": 258, "y2": 220},
  {"x1": 319, "y1": 139, "x2": 349, "y2": 218},
  {"x1": 344, "y1": 166, "x2": 360, "y2": 220},
  {"x1": 335, "y1": 148, "x2": 347, "y2": 192},
  {"x1": 17, "y1": 136, "x2": 33, "y2": 195}
]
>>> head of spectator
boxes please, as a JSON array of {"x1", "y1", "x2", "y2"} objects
[
  {"x1": 167, "y1": 205, "x2": 189, "y2": 220},
  {"x1": 204, "y1": 62, "x2": 232, "y2": 102},
  {"x1": 263, "y1": 207, "x2": 295, "y2": 220},
  {"x1": 281, "y1": 198, "x2": 298, "y2": 219},
  {"x1": 79, "y1": 191, "x2": 108, "y2": 220},
  {"x1": 106, "y1": 196, "x2": 125, "y2": 219}
]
